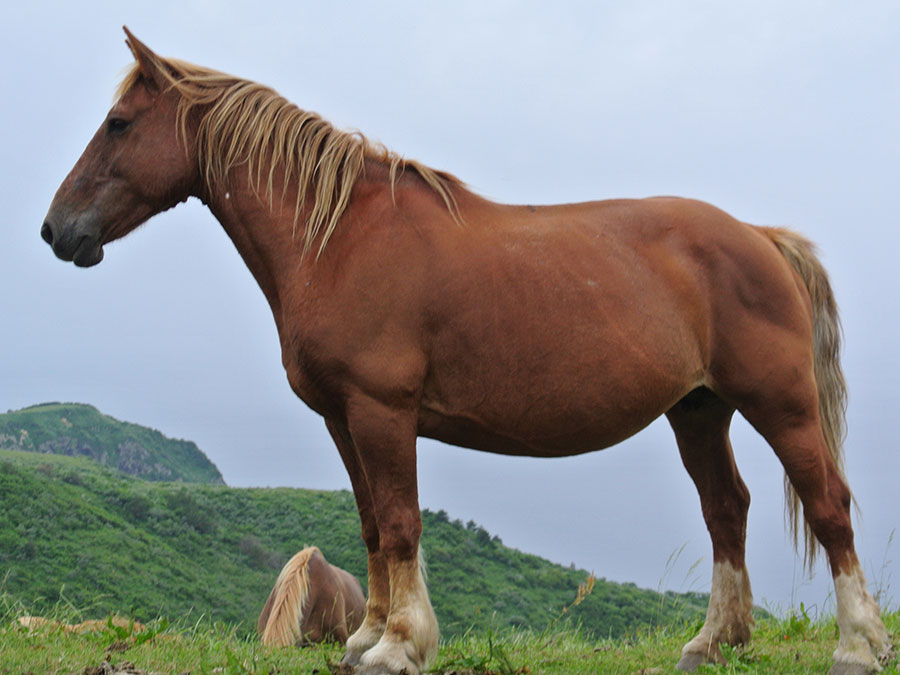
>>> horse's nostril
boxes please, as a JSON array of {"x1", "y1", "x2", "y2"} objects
[{"x1": 41, "y1": 222, "x2": 54, "y2": 245}]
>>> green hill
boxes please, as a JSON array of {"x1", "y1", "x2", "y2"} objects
[
  {"x1": 0, "y1": 449, "x2": 707, "y2": 639},
  {"x1": 0, "y1": 403, "x2": 223, "y2": 484}
]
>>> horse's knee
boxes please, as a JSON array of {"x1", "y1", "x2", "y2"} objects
[
  {"x1": 376, "y1": 512, "x2": 422, "y2": 561},
  {"x1": 360, "y1": 517, "x2": 380, "y2": 553}
]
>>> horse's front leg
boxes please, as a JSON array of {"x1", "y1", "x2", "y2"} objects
[
  {"x1": 340, "y1": 398, "x2": 438, "y2": 675},
  {"x1": 325, "y1": 419, "x2": 393, "y2": 665}
]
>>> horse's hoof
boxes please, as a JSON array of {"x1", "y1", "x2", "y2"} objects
[
  {"x1": 340, "y1": 651, "x2": 363, "y2": 667},
  {"x1": 829, "y1": 664, "x2": 878, "y2": 675},
  {"x1": 675, "y1": 652, "x2": 708, "y2": 671},
  {"x1": 353, "y1": 666, "x2": 413, "y2": 675}
]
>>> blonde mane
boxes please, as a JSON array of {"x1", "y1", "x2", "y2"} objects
[
  {"x1": 117, "y1": 56, "x2": 459, "y2": 258},
  {"x1": 260, "y1": 546, "x2": 317, "y2": 647}
]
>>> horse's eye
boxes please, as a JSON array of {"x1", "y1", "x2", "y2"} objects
[{"x1": 107, "y1": 118, "x2": 131, "y2": 135}]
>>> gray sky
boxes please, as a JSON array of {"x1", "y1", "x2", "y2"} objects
[{"x1": 3, "y1": 1, "x2": 898, "y2": 616}]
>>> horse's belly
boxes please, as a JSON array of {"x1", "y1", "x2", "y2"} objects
[
  {"x1": 418, "y1": 411, "x2": 655, "y2": 457},
  {"x1": 418, "y1": 368, "x2": 692, "y2": 457},
  {"x1": 419, "y1": 296, "x2": 705, "y2": 456}
]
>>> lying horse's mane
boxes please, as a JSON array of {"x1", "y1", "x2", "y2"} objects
[
  {"x1": 117, "y1": 56, "x2": 459, "y2": 257},
  {"x1": 260, "y1": 546, "x2": 316, "y2": 646}
]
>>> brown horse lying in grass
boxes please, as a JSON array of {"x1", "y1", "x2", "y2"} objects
[
  {"x1": 42, "y1": 28, "x2": 892, "y2": 675},
  {"x1": 258, "y1": 546, "x2": 366, "y2": 646}
]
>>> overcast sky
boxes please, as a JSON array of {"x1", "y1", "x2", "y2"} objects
[{"x1": 2, "y1": 1, "x2": 898, "y2": 616}]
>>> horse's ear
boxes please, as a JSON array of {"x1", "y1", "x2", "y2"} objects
[{"x1": 123, "y1": 26, "x2": 167, "y2": 94}]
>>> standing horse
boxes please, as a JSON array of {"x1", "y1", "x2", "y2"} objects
[
  {"x1": 258, "y1": 546, "x2": 366, "y2": 646},
  {"x1": 42, "y1": 29, "x2": 891, "y2": 674}
]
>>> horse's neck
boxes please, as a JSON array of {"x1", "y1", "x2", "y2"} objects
[
  {"x1": 204, "y1": 174, "x2": 308, "y2": 332},
  {"x1": 202, "y1": 159, "x2": 446, "y2": 329}
]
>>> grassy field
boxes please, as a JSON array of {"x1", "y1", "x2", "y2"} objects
[{"x1": 0, "y1": 599, "x2": 896, "y2": 674}]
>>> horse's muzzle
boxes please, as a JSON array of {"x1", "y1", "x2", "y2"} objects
[{"x1": 41, "y1": 217, "x2": 104, "y2": 267}]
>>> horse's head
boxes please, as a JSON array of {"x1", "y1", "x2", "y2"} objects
[{"x1": 42, "y1": 28, "x2": 198, "y2": 266}]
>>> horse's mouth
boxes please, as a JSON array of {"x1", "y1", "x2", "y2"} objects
[{"x1": 72, "y1": 237, "x2": 104, "y2": 267}]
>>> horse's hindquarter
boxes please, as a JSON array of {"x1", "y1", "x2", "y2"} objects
[{"x1": 417, "y1": 197, "x2": 726, "y2": 456}]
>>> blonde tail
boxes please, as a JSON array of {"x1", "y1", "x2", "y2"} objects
[
  {"x1": 260, "y1": 546, "x2": 317, "y2": 646},
  {"x1": 763, "y1": 227, "x2": 849, "y2": 571}
]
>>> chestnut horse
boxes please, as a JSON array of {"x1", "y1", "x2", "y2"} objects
[
  {"x1": 258, "y1": 546, "x2": 366, "y2": 646},
  {"x1": 42, "y1": 29, "x2": 891, "y2": 674}
]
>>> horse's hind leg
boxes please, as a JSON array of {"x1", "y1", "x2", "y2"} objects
[
  {"x1": 666, "y1": 388, "x2": 754, "y2": 671},
  {"x1": 740, "y1": 396, "x2": 891, "y2": 674}
]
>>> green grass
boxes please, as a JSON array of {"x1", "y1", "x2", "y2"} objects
[
  {"x1": 0, "y1": 599, "x2": 896, "y2": 674},
  {"x1": 432, "y1": 608, "x2": 900, "y2": 674}
]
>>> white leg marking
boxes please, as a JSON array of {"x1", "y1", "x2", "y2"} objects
[
  {"x1": 681, "y1": 561, "x2": 754, "y2": 664},
  {"x1": 344, "y1": 552, "x2": 389, "y2": 665},
  {"x1": 833, "y1": 566, "x2": 891, "y2": 669},
  {"x1": 345, "y1": 612, "x2": 387, "y2": 661},
  {"x1": 360, "y1": 551, "x2": 438, "y2": 675}
]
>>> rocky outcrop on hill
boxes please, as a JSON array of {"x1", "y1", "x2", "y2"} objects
[{"x1": 0, "y1": 403, "x2": 224, "y2": 484}]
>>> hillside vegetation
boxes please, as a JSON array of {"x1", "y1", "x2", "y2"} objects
[
  {"x1": 0, "y1": 403, "x2": 223, "y2": 484},
  {"x1": 0, "y1": 449, "x2": 708, "y2": 639}
]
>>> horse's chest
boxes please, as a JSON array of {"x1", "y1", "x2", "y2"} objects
[{"x1": 281, "y1": 350, "x2": 340, "y2": 418}]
